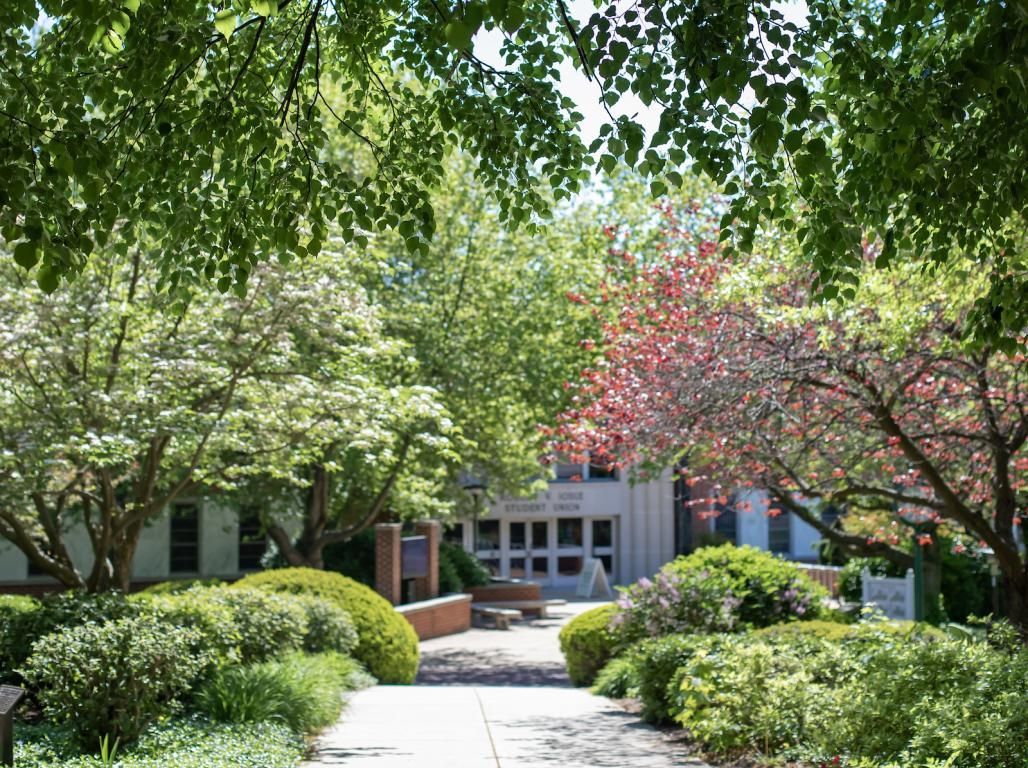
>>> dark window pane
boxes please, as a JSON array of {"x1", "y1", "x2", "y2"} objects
[
  {"x1": 532, "y1": 557, "x2": 549, "y2": 579},
  {"x1": 238, "y1": 511, "x2": 266, "y2": 571},
  {"x1": 768, "y1": 509, "x2": 791, "y2": 553},
  {"x1": 509, "y1": 522, "x2": 526, "y2": 550},
  {"x1": 598, "y1": 554, "x2": 613, "y2": 573},
  {"x1": 476, "y1": 520, "x2": 500, "y2": 551},
  {"x1": 531, "y1": 521, "x2": 548, "y2": 549},
  {"x1": 443, "y1": 522, "x2": 464, "y2": 545},
  {"x1": 592, "y1": 520, "x2": 613, "y2": 548},
  {"x1": 509, "y1": 558, "x2": 526, "y2": 578},
  {"x1": 557, "y1": 518, "x2": 583, "y2": 548},
  {"x1": 588, "y1": 461, "x2": 617, "y2": 480},
  {"x1": 170, "y1": 504, "x2": 199, "y2": 574},
  {"x1": 558, "y1": 555, "x2": 582, "y2": 576},
  {"x1": 714, "y1": 502, "x2": 737, "y2": 544},
  {"x1": 480, "y1": 558, "x2": 500, "y2": 577},
  {"x1": 821, "y1": 505, "x2": 842, "y2": 526},
  {"x1": 555, "y1": 463, "x2": 583, "y2": 480}
]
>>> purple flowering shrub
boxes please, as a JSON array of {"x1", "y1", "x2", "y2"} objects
[{"x1": 612, "y1": 544, "x2": 827, "y2": 640}]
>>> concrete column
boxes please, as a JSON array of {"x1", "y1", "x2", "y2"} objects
[
  {"x1": 414, "y1": 520, "x2": 440, "y2": 600},
  {"x1": 375, "y1": 523, "x2": 403, "y2": 605}
]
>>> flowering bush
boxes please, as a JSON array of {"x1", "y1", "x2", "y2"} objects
[{"x1": 612, "y1": 569, "x2": 740, "y2": 642}]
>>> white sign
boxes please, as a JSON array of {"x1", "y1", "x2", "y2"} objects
[
  {"x1": 576, "y1": 558, "x2": 613, "y2": 599},
  {"x1": 861, "y1": 568, "x2": 915, "y2": 620}
]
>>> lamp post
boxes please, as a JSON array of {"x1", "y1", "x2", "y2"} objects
[{"x1": 895, "y1": 504, "x2": 936, "y2": 622}]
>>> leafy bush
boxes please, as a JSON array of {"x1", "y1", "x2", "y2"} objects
[
  {"x1": 141, "y1": 578, "x2": 225, "y2": 595},
  {"x1": 592, "y1": 655, "x2": 640, "y2": 699},
  {"x1": 439, "y1": 542, "x2": 491, "y2": 591},
  {"x1": 15, "y1": 717, "x2": 305, "y2": 768},
  {"x1": 234, "y1": 568, "x2": 419, "y2": 683},
  {"x1": 558, "y1": 604, "x2": 619, "y2": 686},
  {"x1": 662, "y1": 544, "x2": 826, "y2": 629},
  {"x1": 753, "y1": 618, "x2": 946, "y2": 645},
  {"x1": 613, "y1": 568, "x2": 740, "y2": 641},
  {"x1": 322, "y1": 528, "x2": 376, "y2": 585},
  {"x1": 0, "y1": 591, "x2": 137, "y2": 677},
  {"x1": 196, "y1": 652, "x2": 369, "y2": 734},
  {"x1": 22, "y1": 615, "x2": 211, "y2": 747},
  {"x1": 815, "y1": 640, "x2": 1028, "y2": 767},
  {"x1": 132, "y1": 589, "x2": 242, "y2": 663},
  {"x1": 838, "y1": 556, "x2": 897, "y2": 601},
  {"x1": 630, "y1": 634, "x2": 720, "y2": 723},
  {"x1": 198, "y1": 587, "x2": 308, "y2": 663},
  {"x1": 293, "y1": 594, "x2": 358, "y2": 654}
]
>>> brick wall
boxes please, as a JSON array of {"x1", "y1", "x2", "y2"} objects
[
  {"x1": 375, "y1": 523, "x2": 403, "y2": 605},
  {"x1": 465, "y1": 581, "x2": 541, "y2": 603},
  {"x1": 396, "y1": 594, "x2": 471, "y2": 640},
  {"x1": 413, "y1": 520, "x2": 440, "y2": 602}
]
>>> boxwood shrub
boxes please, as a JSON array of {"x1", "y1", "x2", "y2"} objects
[
  {"x1": 234, "y1": 568, "x2": 419, "y2": 684},
  {"x1": 558, "y1": 604, "x2": 619, "y2": 686},
  {"x1": 22, "y1": 615, "x2": 212, "y2": 747}
]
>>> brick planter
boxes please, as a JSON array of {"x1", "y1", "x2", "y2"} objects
[
  {"x1": 396, "y1": 594, "x2": 472, "y2": 640},
  {"x1": 465, "y1": 580, "x2": 541, "y2": 603}
]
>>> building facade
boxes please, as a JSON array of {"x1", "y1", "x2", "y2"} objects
[
  {"x1": 0, "y1": 501, "x2": 268, "y2": 591},
  {"x1": 447, "y1": 462, "x2": 829, "y2": 587}
]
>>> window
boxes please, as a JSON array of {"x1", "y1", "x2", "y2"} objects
[
  {"x1": 237, "y1": 511, "x2": 266, "y2": 572},
  {"x1": 592, "y1": 519, "x2": 613, "y2": 548},
  {"x1": 557, "y1": 518, "x2": 583, "y2": 548},
  {"x1": 443, "y1": 522, "x2": 464, "y2": 546},
  {"x1": 169, "y1": 504, "x2": 200, "y2": 573},
  {"x1": 821, "y1": 505, "x2": 842, "y2": 526},
  {"x1": 554, "y1": 459, "x2": 618, "y2": 481},
  {"x1": 554, "y1": 463, "x2": 583, "y2": 481},
  {"x1": 531, "y1": 521, "x2": 549, "y2": 550},
  {"x1": 509, "y1": 522, "x2": 526, "y2": 550},
  {"x1": 713, "y1": 500, "x2": 737, "y2": 544},
  {"x1": 475, "y1": 520, "x2": 500, "y2": 551},
  {"x1": 768, "y1": 509, "x2": 791, "y2": 554},
  {"x1": 558, "y1": 555, "x2": 583, "y2": 576},
  {"x1": 587, "y1": 459, "x2": 618, "y2": 480},
  {"x1": 509, "y1": 557, "x2": 526, "y2": 578}
]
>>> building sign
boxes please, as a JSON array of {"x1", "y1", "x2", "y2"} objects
[
  {"x1": 496, "y1": 490, "x2": 600, "y2": 517},
  {"x1": 861, "y1": 568, "x2": 915, "y2": 620},
  {"x1": 401, "y1": 536, "x2": 429, "y2": 579}
]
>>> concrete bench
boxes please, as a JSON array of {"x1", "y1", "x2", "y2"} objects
[
  {"x1": 481, "y1": 599, "x2": 565, "y2": 619},
  {"x1": 470, "y1": 604, "x2": 523, "y2": 630}
]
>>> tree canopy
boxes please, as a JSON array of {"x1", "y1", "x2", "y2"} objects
[
  {"x1": 2, "y1": 1, "x2": 1025, "y2": 341},
  {"x1": 552, "y1": 199, "x2": 1028, "y2": 630}
]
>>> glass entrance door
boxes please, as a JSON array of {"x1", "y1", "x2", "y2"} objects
[{"x1": 590, "y1": 518, "x2": 615, "y2": 579}]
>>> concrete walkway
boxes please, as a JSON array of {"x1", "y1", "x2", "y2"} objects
[{"x1": 306, "y1": 601, "x2": 708, "y2": 767}]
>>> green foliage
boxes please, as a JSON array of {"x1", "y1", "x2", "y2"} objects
[
  {"x1": 293, "y1": 594, "x2": 358, "y2": 655},
  {"x1": 591, "y1": 655, "x2": 640, "y2": 700},
  {"x1": 15, "y1": 718, "x2": 305, "y2": 768},
  {"x1": 132, "y1": 589, "x2": 242, "y2": 663},
  {"x1": 558, "y1": 604, "x2": 620, "y2": 686},
  {"x1": 22, "y1": 615, "x2": 211, "y2": 747},
  {"x1": 630, "y1": 634, "x2": 719, "y2": 723},
  {"x1": 141, "y1": 578, "x2": 225, "y2": 595},
  {"x1": 439, "y1": 542, "x2": 491, "y2": 592},
  {"x1": 0, "y1": 591, "x2": 137, "y2": 678},
  {"x1": 753, "y1": 618, "x2": 946, "y2": 645},
  {"x1": 661, "y1": 544, "x2": 827, "y2": 629},
  {"x1": 234, "y1": 568, "x2": 419, "y2": 684},
  {"x1": 322, "y1": 528, "x2": 377, "y2": 585},
  {"x1": 196, "y1": 652, "x2": 370, "y2": 734},
  {"x1": 197, "y1": 588, "x2": 309, "y2": 664}
]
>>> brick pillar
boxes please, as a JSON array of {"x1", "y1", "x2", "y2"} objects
[
  {"x1": 414, "y1": 520, "x2": 440, "y2": 601},
  {"x1": 375, "y1": 523, "x2": 403, "y2": 605}
]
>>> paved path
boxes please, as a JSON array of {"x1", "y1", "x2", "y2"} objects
[{"x1": 306, "y1": 601, "x2": 708, "y2": 767}]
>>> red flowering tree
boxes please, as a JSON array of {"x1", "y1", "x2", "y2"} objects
[{"x1": 552, "y1": 201, "x2": 1028, "y2": 631}]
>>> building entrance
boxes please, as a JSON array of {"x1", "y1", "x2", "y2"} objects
[{"x1": 474, "y1": 516, "x2": 616, "y2": 587}]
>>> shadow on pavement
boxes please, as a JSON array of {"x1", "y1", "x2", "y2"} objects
[{"x1": 415, "y1": 646, "x2": 570, "y2": 686}]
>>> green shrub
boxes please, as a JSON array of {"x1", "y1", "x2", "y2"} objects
[
  {"x1": 630, "y1": 634, "x2": 718, "y2": 723},
  {"x1": 15, "y1": 717, "x2": 305, "y2": 768},
  {"x1": 754, "y1": 618, "x2": 946, "y2": 645},
  {"x1": 815, "y1": 640, "x2": 1028, "y2": 767},
  {"x1": 132, "y1": 589, "x2": 242, "y2": 663},
  {"x1": 558, "y1": 604, "x2": 619, "y2": 686},
  {"x1": 234, "y1": 568, "x2": 419, "y2": 684},
  {"x1": 293, "y1": 594, "x2": 358, "y2": 654},
  {"x1": 196, "y1": 652, "x2": 369, "y2": 734},
  {"x1": 592, "y1": 655, "x2": 641, "y2": 699},
  {"x1": 439, "y1": 542, "x2": 491, "y2": 591},
  {"x1": 0, "y1": 591, "x2": 138, "y2": 680},
  {"x1": 141, "y1": 578, "x2": 225, "y2": 595},
  {"x1": 203, "y1": 588, "x2": 309, "y2": 663},
  {"x1": 438, "y1": 547, "x2": 463, "y2": 593},
  {"x1": 22, "y1": 615, "x2": 211, "y2": 747},
  {"x1": 663, "y1": 544, "x2": 827, "y2": 629},
  {"x1": 0, "y1": 594, "x2": 39, "y2": 681},
  {"x1": 322, "y1": 529, "x2": 376, "y2": 585}
]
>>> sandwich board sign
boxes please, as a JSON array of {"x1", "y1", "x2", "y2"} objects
[
  {"x1": 576, "y1": 558, "x2": 613, "y2": 599},
  {"x1": 0, "y1": 684, "x2": 24, "y2": 766}
]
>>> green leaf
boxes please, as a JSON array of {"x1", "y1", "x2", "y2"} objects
[
  {"x1": 36, "y1": 268, "x2": 59, "y2": 294},
  {"x1": 251, "y1": 0, "x2": 275, "y2": 17},
  {"x1": 122, "y1": 0, "x2": 140, "y2": 11},
  {"x1": 214, "y1": 9, "x2": 237, "y2": 40},
  {"x1": 13, "y1": 241, "x2": 39, "y2": 269},
  {"x1": 444, "y1": 21, "x2": 473, "y2": 50}
]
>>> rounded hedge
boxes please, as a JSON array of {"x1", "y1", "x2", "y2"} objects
[
  {"x1": 233, "y1": 568, "x2": 419, "y2": 684},
  {"x1": 558, "y1": 604, "x2": 619, "y2": 686},
  {"x1": 754, "y1": 618, "x2": 946, "y2": 644}
]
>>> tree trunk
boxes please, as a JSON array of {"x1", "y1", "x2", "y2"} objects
[
  {"x1": 110, "y1": 520, "x2": 145, "y2": 592},
  {"x1": 1001, "y1": 568, "x2": 1028, "y2": 639}
]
